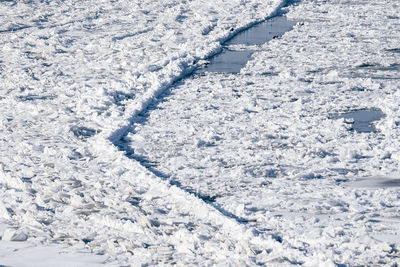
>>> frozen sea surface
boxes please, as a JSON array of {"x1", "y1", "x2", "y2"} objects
[
  {"x1": 1, "y1": 0, "x2": 400, "y2": 265},
  {"x1": 1, "y1": 0, "x2": 297, "y2": 265},
  {"x1": 125, "y1": 0, "x2": 400, "y2": 265}
]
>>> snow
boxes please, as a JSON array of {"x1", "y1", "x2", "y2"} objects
[
  {"x1": 1, "y1": 0, "x2": 400, "y2": 265},
  {"x1": 0, "y1": 239, "x2": 108, "y2": 267}
]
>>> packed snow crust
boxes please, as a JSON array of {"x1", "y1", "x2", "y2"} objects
[{"x1": 1, "y1": 0, "x2": 400, "y2": 265}]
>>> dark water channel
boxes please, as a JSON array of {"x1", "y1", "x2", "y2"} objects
[
  {"x1": 200, "y1": 50, "x2": 253, "y2": 73},
  {"x1": 336, "y1": 109, "x2": 385, "y2": 133},
  {"x1": 226, "y1": 15, "x2": 297, "y2": 46},
  {"x1": 198, "y1": 16, "x2": 297, "y2": 74}
]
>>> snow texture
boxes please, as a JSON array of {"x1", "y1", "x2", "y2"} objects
[{"x1": 1, "y1": 0, "x2": 400, "y2": 265}]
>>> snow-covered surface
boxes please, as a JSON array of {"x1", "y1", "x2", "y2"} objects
[
  {"x1": 0, "y1": 238, "x2": 107, "y2": 267},
  {"x1": 125, "y1": 0, "x2": 400, "y2": 265},
  {"x1": 1, "y1": 0, "x2": 400, "y2": 265}
]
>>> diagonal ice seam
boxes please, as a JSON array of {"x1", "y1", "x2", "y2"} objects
[
  {"x1": 108, "y1": 0, "x2": 298, "y2": 145},
  {"x1": 109, "y1": 0, "x2": 307, "y2": 264},
  {"x1": 1, "y1": 0, "x2": 398, "y2": 264},
  {"x1": 113, "y1": 7, "x2": 295, "y2": 206},
  {"x1": 111, "y1": 0, "x2": 296, "y2": 209}
]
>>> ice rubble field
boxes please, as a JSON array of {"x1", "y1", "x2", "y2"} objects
[{"x1": 1, "y1": 0, "x2": 400, "y2": 266}]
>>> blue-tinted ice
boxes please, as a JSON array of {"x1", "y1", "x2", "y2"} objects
[
  {"x1": 348, "y1": 176, "x2": 400, "y2": 188},
  {"x1": 338, "y1": 109, "x2": 385, "y2": 133}
]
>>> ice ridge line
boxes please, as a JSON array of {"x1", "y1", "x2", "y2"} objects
[
  {"x1": 107, "y1": 0, "x2": 293, "y2": 226},
  {"x1": 107, "y1": 0, "x2": 293, "y2": 145},
  {"x1": 105, "y1": 0, "x2": 300, "y2": 241},
  {"x1": 102, "y1": 0, "x2": 306, "y2": 263}
]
